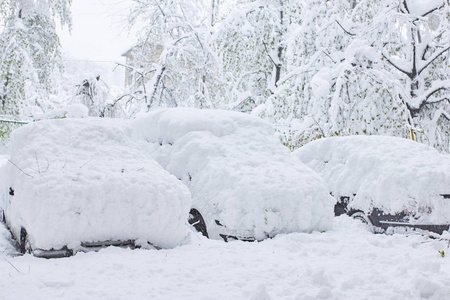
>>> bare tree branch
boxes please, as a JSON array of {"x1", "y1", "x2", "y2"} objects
[
  {"x1": 421, "y1": 3, "x2": 445, "y2": 17},
  {"x1": 335, "y1": 20, "x2": 356, "y2": 36}
]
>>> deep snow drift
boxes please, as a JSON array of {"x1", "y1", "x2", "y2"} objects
[
  {"x1": 132, "y1": 108, "x2": 334, "y2": 240},
  {"x1": 0, "y1": 118, "x2": 191, "y2": 250}
]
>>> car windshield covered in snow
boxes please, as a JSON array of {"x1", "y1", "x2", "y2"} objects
[
  {"x1": 0, "y1": 118, "x2": 191, "y2": 257},
  {"x1": 132, "y1": 108, "x2": 335, "y2": 241},
  {"x1": 294, "y1": 135, "x2": 450, "y2": 234}
]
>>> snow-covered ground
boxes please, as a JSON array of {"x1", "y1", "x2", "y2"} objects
[{"x1": 1, "y1": 216, "x2": 449, "y2": 300}]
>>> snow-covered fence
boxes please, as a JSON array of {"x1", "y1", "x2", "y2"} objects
[
  {"x1": 0, "y1": 117, "x2": 30, "y2": 143},
  {"x1": 0, "y1": 118, "x2": 29, "y2": 125}
]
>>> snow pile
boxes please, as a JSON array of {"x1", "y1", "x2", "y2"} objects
[
  {"x1": 0, "y1": 118, "x2": 191, "y2": 250},
  {"x1": 67, "y1": 103, "x2": 89, "y2": 118},
  {"x1": 294, "y1": 136, "x2": 450, "y2": 222},
  {"x1": 0, "y1": 220, "x2": 16, "y2": 256},
  {"x1": 22, "y1": 106, "x2": 44, "y2": 118},
  {"x1": 132, "y1": 108, "x2": 334, "y2": 240}
]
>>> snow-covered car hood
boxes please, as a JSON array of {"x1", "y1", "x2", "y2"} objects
[
  {"x1": 294, "y1": 135, "x2": 450, "y2": 223},
  {"x1": 0, "y1": 118, "x2": 191, "y2": 251},
  {"x1": 132, "y1": 108, "x2": 334, "y2": 240}
]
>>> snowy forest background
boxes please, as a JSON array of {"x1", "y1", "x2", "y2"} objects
[{"x1": 1, "y1": 0, "x2": 449, "y2": 153}]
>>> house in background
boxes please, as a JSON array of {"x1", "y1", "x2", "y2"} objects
[{"x1": 121, "y1": 45, "x2": 164, "y2": 89}]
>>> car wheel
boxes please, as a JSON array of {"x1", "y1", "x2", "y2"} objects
[
  {"x1": 349, "y1": 210, "x2": 374, "y2": 232},
  {"x1": 188, "y1": 208, "x2": 209, "y2": 238},
  {"x1": 19, "y1": 227, "x2": 31, "y2": 254}
]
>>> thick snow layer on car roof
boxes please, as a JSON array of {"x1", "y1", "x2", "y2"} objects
[
  {"x1": 294, "y1": 136, "x2": 450, "y2": 222},
  {"x1": 134, "y1": 107, "x2": 275, "y2": 145},
  {"x1": 133, "y1": 108, "x2": 334, "y2": 239},
  {"x1": 0, "y1": 118, "x2": 191, "y2": 250}
]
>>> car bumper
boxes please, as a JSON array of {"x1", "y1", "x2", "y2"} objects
[{"x1": 377, "y1": 221, "x2": 450, "y2": 235}]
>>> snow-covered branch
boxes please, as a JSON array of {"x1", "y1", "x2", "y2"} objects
[
  {"x1": 418, "y1": 45, "x2": 450, "y2": 76},
  {"x1": 382, "y1": 52, "x2": 412, "y2": 78}
]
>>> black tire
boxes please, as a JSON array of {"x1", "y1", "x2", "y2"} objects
[
  {"x1": 349, "y1": 210, "x2": 374, "y2": 232},
  {"x1": 349, "y1": 210, "x2": 370, "y2": 224},
  {"x1": 20, "y1": 227, "x2": 30, "y2": 254},
  {"x1": 188, "y1": 208, "x2": 208, "y2": 238}
]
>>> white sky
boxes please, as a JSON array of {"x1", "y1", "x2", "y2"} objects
[{"x1": 58, "y1": 0, "x2": 135, "y2": 63}]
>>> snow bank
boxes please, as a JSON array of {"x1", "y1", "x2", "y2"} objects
[
  {"x1": 3, "y1": 216, "x2": 450, "y2": 300},
  {"x1": 132, "y1": 108, "x2": 334, "y2": 240},
  {"x1": 294, "y1": 136, "x2": 450, "y2": 223},
  {"x1": 0, "y1": 118, "x2": 191, "y2": 250},
  {"x1": 67, "y1": 103, "x2": 89, "y2": 118}
]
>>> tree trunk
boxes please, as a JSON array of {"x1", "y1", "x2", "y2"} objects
[
  {"x1": 147, "y1": 66, "x2": 166, "y2": 111},
  {"x1": 275, "y1": 1, "x2": 284, "y2": 87}
]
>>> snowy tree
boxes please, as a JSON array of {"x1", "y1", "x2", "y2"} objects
[
  {"x1": 282, "y1": 0, "x2": 409, "y2": 148},
  {"x1": 370, "y1": 0, "x2": 450, "y2": 150},
  {"x1": 328, "y1": 0, "x2": 450, "y2": 152},
  {"x1": 245, "y1": 0, "x2": 362, "y2": 146},
  {"x1": 124, "y1": 0, "x2": 449, "y2": 152},
  {"x1": 213, "y1": 0, "x2": 290, "y2": 111},
  {"x1": 253, "y1": 0, "x2": 449, "y2": 152},
  {"x1": 127, "y1": 0, "x2": 219, "y2": 111},
  {"x1": 73, "y1": 75, "x2": 124, "y2": 118},
  {"x1": 0, "y1": 0, "x2": 71, "y2": 116}
]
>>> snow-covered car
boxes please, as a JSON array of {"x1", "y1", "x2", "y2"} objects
[
  {"x1": 132, "y1": 108, "x2": 334, "y2": 241},
  {"x1": 294, "y1": 135, "x2": 450, "y2": 234},
  {"x1": 0, "y1": 118, "x2": 191, "y2": 258}
]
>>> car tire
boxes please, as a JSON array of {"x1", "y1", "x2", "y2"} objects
[
  {"x1": 20, "y1": 227, "x2": 31, "y2": 254},
  {"x1": 188, "y1": 208, "x2": 209, "y2": 238},
  {"x1": 349, "y1": 210, "x2": 374, "y2": 232}
]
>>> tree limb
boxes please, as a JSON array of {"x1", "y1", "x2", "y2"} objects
[
  {"x1": 418, "y1": 45, "x2": 450, "y2": 75},
  {"x1": 382, "y1": 53, "x2": 412, "y2": 78},
  {"x1": 335, "y1": 20, "x2": 355, "y2": 36},
  {"x1": 421, "y1": 3, "x2": 445, "y2": 17},
  {"x1": 263, "y1": 42, "x2": 278, "y2": 67},
  {"x1": 423, "y1": 86, "x2": 448, "y2": 103}
]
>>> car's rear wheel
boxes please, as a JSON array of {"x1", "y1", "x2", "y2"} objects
[{"x1": 188, "y1": 208, "x2": 208, "y2": 238}]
